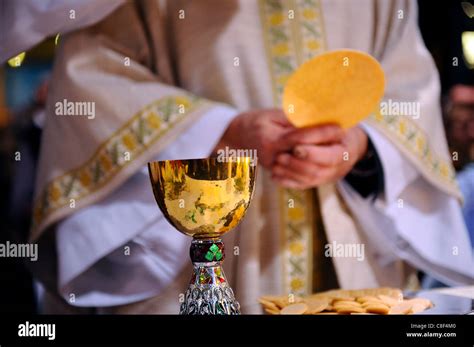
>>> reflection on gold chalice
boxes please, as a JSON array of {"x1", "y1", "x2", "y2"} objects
[{"x1": 148, "y1": 157, "x2": 256, "y2": 314}]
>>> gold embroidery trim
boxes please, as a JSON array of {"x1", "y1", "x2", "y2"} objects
[
  {"x1": 368, "y1": 112, "x2": 457, "y2": 186},
  {"x1": 32, "y1": 94, "x2": 203, "y2": 232},
  {"x1": 260, "y1": 0, "x2": 325, "y2": 296}
]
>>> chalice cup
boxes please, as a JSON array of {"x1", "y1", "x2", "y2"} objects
[{"x1": 148, "y1": 157, "x2": 256, "y2": 314}]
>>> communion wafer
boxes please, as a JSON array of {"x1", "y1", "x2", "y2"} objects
[
  {"x1": 364, "y1": 303, "x2": 390, "y2": 314},
  {"x1": 259, "y1": 299, "x2": 279, "y2": 312},
  {"x1": 389, "y1": 301, "x2": 413, "y2": 315},
  {"x1": 351, "y1": 312, "x2": 375, "y2": 315},
  {"x1": 377, "y1": 294, "x2": 401, "y2": 307},
  {"x1": 361, "y1": 302, "x2": 385, "y2": 309},
  {"x1": 349, "y1": 288, "x2": 403, "y2": 299},
  {"x1": 283, "y1": 49, "x2": 385, "y2": 129},
  {"x1": 280, "y1": 303, "x2": 308, "y2": 315},
  {"x1": 275, "y1": 297, "x2": 302, "y2": 309},
  {"x1": 405, "y1": 298, "x2": 432, "y2": 313},
  {"x1": 315, "y1": 312, "x2": 339, "y2": 315},
  {"x1": 333, "y1": 300, "x2": 362, "y2": 308},
  {"x1": 273, "y1": 298, "x2": 290, "y2": 309},
  {"x1": 303, "y1": 299, "x2": 329, "y2": 314},
  {"x1": 336, "y1": 305, "x2": 366, "y2": 314},
  {"x1": 264, "y1": 308, "x2": 280, "y2": 315},
  {"x1": 332, "y1": 296, "x2": 356, "y2": 303},
  {"x1": 356, "y1": 296, "x2": 379, "y2": 303}
]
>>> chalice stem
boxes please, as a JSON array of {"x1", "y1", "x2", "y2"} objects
[{"x1": 179, "y1": 238, "x2": 241, "y2": 315}]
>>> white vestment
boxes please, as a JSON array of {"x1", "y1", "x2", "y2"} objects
[{"x1": 7, "y1": 0, "x2": 472, "y2": 312}]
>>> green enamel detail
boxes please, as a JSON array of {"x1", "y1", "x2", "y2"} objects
[{"x1": 204, "y1": 243, "x2": 223, "y2": 261}]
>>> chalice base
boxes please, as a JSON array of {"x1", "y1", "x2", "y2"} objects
[{"x1": 179, "y1": 238, "x2": 240, "y2": 315}]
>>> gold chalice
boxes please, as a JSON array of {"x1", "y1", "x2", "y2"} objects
[{"x1": 148, "y1": 157, "x2": 256, "y2": 314}]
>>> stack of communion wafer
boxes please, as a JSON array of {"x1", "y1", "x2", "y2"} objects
[{"x1": 259, "y1": 288, "x2": 432, "y2": 315}]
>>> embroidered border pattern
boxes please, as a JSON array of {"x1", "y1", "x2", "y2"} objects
[
  {"x1": 260, "y1": 0, "x2": 325, "y2": 296},
  {"x1": 260, "y1": 0, "x2": 300, "y2": 105},
  {"x1": 368, "y1": 112, "x2": 457, "y2": 185},
  {"x1": 32, "y1": 95, "x2": 203, "y2": 232}
]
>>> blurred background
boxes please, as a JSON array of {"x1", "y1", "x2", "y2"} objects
[{"x1": 0, "y1": 0, "x2": 473, "y2": 313}]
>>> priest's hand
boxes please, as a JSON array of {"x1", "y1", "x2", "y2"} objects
[
  {"x1": 271, "y1": 125, "x2": 368, "y2": 189},
  {"x1": 213, "y1": 108, "x2": 294, "y2": 168}
]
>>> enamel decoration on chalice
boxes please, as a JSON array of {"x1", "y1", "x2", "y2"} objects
[{"x1": 148, "y1": 157, "x2": 256, "y2": 315}]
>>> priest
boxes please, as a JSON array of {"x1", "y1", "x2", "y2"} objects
[{"x1": 21, "y1": 0, "x2": 473, "y2": 313}]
